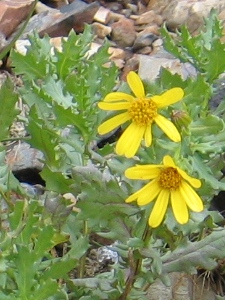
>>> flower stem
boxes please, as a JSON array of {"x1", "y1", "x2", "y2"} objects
[
  {"x1": 119, "y1": 220, "x2": 152, "y2": 299},
  {"x1": 78, "y1": 220, "x2": 88, "y2": 278}
]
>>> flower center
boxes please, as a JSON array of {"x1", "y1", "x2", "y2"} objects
[
  {"x1": 128, "y1": 98, "x2": 157, "y2": 126},
  {"x1": 159, "y1": 167, "x2": 181, "y2": 190}
]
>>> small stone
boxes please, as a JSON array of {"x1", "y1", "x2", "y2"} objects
[
  {"x1": 104, "y1": 2, "x2": 123, "y2": 13},
  {"x1": 108, "y1": 47, "x2": 126, "y2": 60},
  {"x1": 109, "y1": 11, "x2": 124, "y2": 22},
  {"x1": 133, "y1": 31, "x2": 158, "y2": 51},
  {"x1": 151, "y1": 38, "x2": 163, "y2": 54},
  {"x1": 122, "y1": 55, "x2": 139, "y2": 81},
  {"x1": 135, "y1": 10, "x2": 163, "y2": 26},
  {"x1": 93, "y1": 6, "x2": 111, "y2": 24},
  {"x1": 137, "y1": 1, "x2": 147, "y2": 15},
  {"x1": 92, "y1": 22, "x2": 111, "y2": 39},
  {"x1": 111, "y1": 17, "x2": 136, "y2": 48},
  {"x1": 126, "y1": 3, "x2": 138, "y2": 14},
  {"x1": 136, "y1": 46, "x2": 152, "y2": 55}
]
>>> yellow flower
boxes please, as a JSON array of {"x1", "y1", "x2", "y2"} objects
[
  {"x1": 125, "y1": 155, "x2": 203, "y2": 228},
  {"x1": 98, "y1": 71, "x2": 184, "y2": 158}
]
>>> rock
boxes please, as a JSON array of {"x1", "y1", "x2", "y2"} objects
[
  {"x1": 148, "y1": 0, "x2": 225, "y2": 34},
  {"x1": 92, "y1": 22, "x2": 111, "y2": 39},
  {"x1": 135, "y1": 10, "x2": 163, "y2": 26},
  {"x1": 6, "y1": 142, "x2": 44, "y2": 172},
  {"x1": 111, "y1": 17, "x2": 136, "y2": 48},
  {"x1": 147, "y1": 0, "x2": 172, "y2": 14},
  {"x1": 133, "y1": 30, "x2": 158, "y2": 51},
  {"x1": 0, "y1": 0, "x2": 35, "y2": 39},
  {"x1": 93, "y1": 6, "x2": 111, "y2": 24},
  {"x1": 104, "y1": 1, "x2": 123, "y2": 13},
  {"x1": 21, "y1": 0, "x2": 99, "y2": 38},
  {"x1": 138, "y1": 51, "x2": 197, "y2": 82},
  {"x1": 122, "y1": 54, "x2": 139, "y2": 80},
  {"x1": 146, "y1": 272, "x2": 216, "y2": 300},
  {"x1": 151, "y1": 38, "x2": 164, "y2": 54},
  {"x1": 126, "y1": 3, "x2": 138, "y2": 14}
]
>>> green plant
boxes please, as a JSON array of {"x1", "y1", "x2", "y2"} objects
[{"x1": 0, "y1": 12, "x2": 224, "y2": 299}]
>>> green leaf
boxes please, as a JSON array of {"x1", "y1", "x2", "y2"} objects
[
  {"x1": 53, "y1": 104, "x2": 88, "y2": 141},
  {"x1": 0, "y1": 78, "x2": 19, "y2": 141},
  {"x1": 33, "y1": 226, "x2": 55, "y2": 260},
  {"x1": 192, "y1": 153, "x2": 225, "y2": 190},
  {"x1": 162, "y1": 229, "x2": 225, "y2": 274},
  {"x1": 30, "y1": 279, "x2": 59, "y2": 300},
  {"x1": 41, "y1": 77, "x2": 73, "y2": 108},
  {"x1": 64, "y1": 236, "x2": 90, "y2": 260},
  {"x1": 161, "y1": 10, "x2": 225, "y2": 82},
  {"x1": 9, "y1": 201, "x2": 25, "y2": 231},
  {"x1": 42, "y1": 258, "x2": 76, "y2": 280},
  {"x1": 11, "y1": 33, "x2": 53, "y2": 80},
  {"x1": 191, "y1": 114, "x2": 224, "y2": 135},
  {"x1": 41, "y1": 166, "x2": 74, "y2": 194},
  {"x1": 15, "y1": 246, "x2": 36, "y2": 296},
  {"x1": 55, "y1": 27, "x2": 94, "y2": 79},
  {"x1": 27, "y1": 106, "x2": 63, "y2": 168},
  {"x1": 0, "y1": 292, "x2": 17, "y2": 300}
]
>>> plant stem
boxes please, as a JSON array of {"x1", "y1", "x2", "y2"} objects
[
  {"x1": 78, "y1": 220, "x2": 88, "y2": 278},
  {"x1": 119, "y1": 221, "x2": 152, "y2": 299}
]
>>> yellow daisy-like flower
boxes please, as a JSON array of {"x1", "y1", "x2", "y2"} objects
[
  {"x1": 125, "y1": 155, "x2": 203, "y2": 228},
  {"x1": 98, "y1": 71, "x2": 184, "y2": 158}
]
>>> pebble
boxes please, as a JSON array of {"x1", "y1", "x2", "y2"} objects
[{"x1": 111, "y1": 17, "x2": 136, "y2": 48}]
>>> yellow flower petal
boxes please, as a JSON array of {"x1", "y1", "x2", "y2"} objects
[
  {"x1": 137, "y1": 180, "x2": 161, "y2": 206},
  {"x1": 127, "y1": 71, "x2": 145, "y2": 98},
  {"x1": 98, "y1": 101, "x2": 130, "y2": 111},
  {"x1": 125, "y1": 179, "x2": 160, "y2": 205},
  {"x1": 98, "y1": 112, "x2": 130, "y2": 135},
  {"x1": 152, "y1": 88, "x2": 184, "y2": 109},
  {"x1": 171, "y1": 189, "x2": 189, "y2": 224},
  {"x1": 125, "y1": 188, "x2": 143, "y2": 203},
  {"x1": 154, "y1": 114, "x2": 181, "y2": 142},
  {"x1": 163, "y1": 155, "x2": 176, "y2": 167},
  {"x1": 179, "y1": 181, "x2": 204, "y2": 212},
  {"x1": 104, "y1": 92, "x2": 134, "y2": 102},
  {"x1": 125, "y1": 165, "x2": 161, "y2": 180},
  {"x1": 149, "y1": 189, "x2": 169, "y2": 228},
  {"x1": 177, "y1": 167, "x2": 201, "y2": 188},
  {"x1": 116, "y1": 123, "x2": 145, "y2": 158},
  {"x1": 144, "y1": 126, "x2": 152, "y2": 147}
]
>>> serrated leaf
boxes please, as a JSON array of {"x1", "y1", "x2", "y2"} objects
[
  {"x1": 42, "y1": 258, "x2": 76, "y2": 280},
  {"x1": 0, "y1": 78, "x2": 19, "y2": 141},
  {"x1": 161, "y1": 11, "x2": 225, "y2": 82},
  {"x1": 162, "y1": 229, "x2": 225, "y2": 274},
  {"x1": 9, "y1": 200, "x2": 25, "y2": 231},
  {"x1": 33, "y1": 226, "x2": 55, "y2": 260},
  {"x1": 192, "y1": 153, "x2": 225, "y2": 190},
  {"x1": 41, "y1": 166, "x2": 73, "y2": 194},
  {"x1": 27, "y1": 106, "x2": 63, "y2": 168},
  {"x1": 191, "y1": 114, "x2": 224, "y2": 135},
  {"x1": 41, "y1": 77, "x2": 73, "y2": 108},
  {"x1": 65, "y1": 236, "x2": 89, "y2": 260},
  {"x1": 30, "y1": 279, "x2": 59, "y2": 300},
  {"x1": 53, "y1": 104, "x2": 88, "y2": 140},
  {"x1": 15, "y1": 246, "x2": 36, "y2": 296},
  {"x1": 0, "y1": 292, "x2": 17, "y2": 300},
  {"x1": 55, "y1": 27, "x2": 94, "y2": 79},
  {"x1": 11, "y1": 33, "x2": 53, "y2": 80}
]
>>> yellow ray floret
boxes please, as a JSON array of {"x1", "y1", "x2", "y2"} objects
[
  {"x1": 125, "y1": 155, "x2": 203, "y2": 227},
  {"x1": 98, "y1": 71, "x2": 184, "y2": 158}
]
